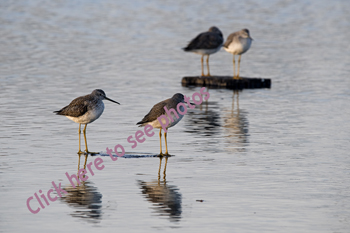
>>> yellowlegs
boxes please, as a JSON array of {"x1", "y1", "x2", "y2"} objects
[
  {"x1": 137, "y1": 93, "x2": 185, "y2": 156},
  {"x1": 54, "y1": 89, "x2": 120, "y2": 154},
  {"x1": 183, "y1": 26, "x2": 223, "y2": 76},
  {"x1": 223, "y1": 29, "x2": 253, "y2": 79}
]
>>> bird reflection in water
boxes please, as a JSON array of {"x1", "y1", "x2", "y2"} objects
[
  {"x1": 185, "y1": 88, "x2": 221, "y2": 137},
  {"x1": 223, "y1": 91, "x2": 249, "y2": 152},
  {"x1": 60, "y1": 154, "x2": 103, "y2": 223},
  {"x1": 138, "y1": 157, "x2": 182, "y2": 222},
  {"x1": 183, "y1": 88, "x2": 221, "y2": 153}
]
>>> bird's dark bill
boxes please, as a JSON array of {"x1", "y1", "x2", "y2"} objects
[{"x1": 105, "y1": 97, "x2": 120, "y2": 105}]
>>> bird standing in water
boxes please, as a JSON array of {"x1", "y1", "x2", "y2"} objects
[
  {"x1": 223, "y1": 29, "x2": 253, "y2": 79},
  {"x1": 183, "y1": 26, "x2": 224, "y2": 76},
  {"x1": 137, "y1": 93, "x2": 185, "y2": 156},
  {"x1": 54, "y1": 89, "x2": 120, "y2": 154}
]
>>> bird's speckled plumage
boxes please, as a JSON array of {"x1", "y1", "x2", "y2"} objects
[
  {"x1": 54, "y1": 89, "x2": 119, "y2": 154},
  {"x1": 137, "y1": 93, "x2": 185, "y2": 128},
  {"x1": 224, "y1": 29, "x2": 252, "y2": 55},
  {"x1": 137, "y1": 93, "x2": 185, "y2": 156},
  {"x1": 183, "y1": 26, "x2": 224, "y2": 76},
  {"x1": 54, "y1": 89, "x2": 119, "y2": 124},
  {"x1": 183, "y1": 26, "x2": 223, "y2": 54},
  {"x1": 223, "y1": 29, "x2": 253, "y2": 78}
]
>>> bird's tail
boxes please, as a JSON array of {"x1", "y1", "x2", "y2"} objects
[
  {"x1": 136, "y1": 121, "x2": 147, "y2": 127},
  {"x1": 182, "y1": 47, "x2": 191, "y2": 52},
  {"x1": 53, "y1": 110, "x2": 63, "y2": 115}
]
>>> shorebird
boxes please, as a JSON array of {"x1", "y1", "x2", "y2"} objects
[
  {"x1": 54, "y1": 89, "x2": 120, "y2": 154},
  {"x1": 137, "y1": 93, "x2": 185, "y2": 156},
  {"x1": 183, "y1": 26, "x2": 223, "y2": 76},
  {"x1": 223, "y1": 29, "x2": 253, "y2": 79}
]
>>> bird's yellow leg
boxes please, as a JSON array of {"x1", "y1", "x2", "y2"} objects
[
  {"x1": 235, "y1": 55, "x2": 242, "y2": 79},
  {"x1": 83, "y1": 124, "x2": 89, "y2": 153},
  {"x1": 78, "y1": 124, "x2": 84, "y2": 154},
  {"x1": 164, "y1": 131, "x2": 169, "y2": 156},
  {"x1": 233, "y1": 55, "x2": 236, "y2": 78},
  {"x1": 83, "y1": 124, "x2": 98, "y2": 155},
  {"x1": 201, "y1": 55, "x2": 205, "y2": 76},
  {"x1": 206, "y1": 55, "x2": 211, "y2": 76},
  {"x1": 159, "y1": 128, "x2": 163, "y2": 156}
]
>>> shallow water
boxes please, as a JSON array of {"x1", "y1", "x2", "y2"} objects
[{"x1": 1, "y1": 0, "x2": 350, "y2": 232}]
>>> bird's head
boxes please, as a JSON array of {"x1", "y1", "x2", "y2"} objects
[
  {"x1": 172, "y1": 93, "x2": 185, "y2": 103},
  {"x1": 92, "y1": 89, "x2": 120, "y2": 104},
  {"x1": 241, "y1": 29, "x2": 253, "y2": 40},
  {"x1": 209, "y1": 26, "x2": 223, "y2": 38}
]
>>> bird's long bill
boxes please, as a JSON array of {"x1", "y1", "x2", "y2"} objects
[{"x1": 105, "y1": 97, "x2": 120, "y2": 105}]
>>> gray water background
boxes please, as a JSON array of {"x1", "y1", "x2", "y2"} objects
[{"x1": 1, "y1": 0, "x2": 350, "y2": 232}]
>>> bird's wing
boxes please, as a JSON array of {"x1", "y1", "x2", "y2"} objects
[
  {"x1": 54, "y1": 97, "x2": 89, "y2": 117},
  {"x1": 224, "y1": 32, "x2": 240, "y2": 48},
  {"x1": 223, "y1": 33, "x2": 234, "y2": 48},
  {"x1": 137, "y1": 99, "x2": 168, "y2": 125},
  {"x1": 184, "y1": 32, "x2": 223, "y2": 50}
]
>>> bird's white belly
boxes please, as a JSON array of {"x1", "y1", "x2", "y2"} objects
[
  {"x1": 149, "y1": 108, "x2": 185, "y2": 129},
  {"x1": 193, "y1": 46, "x2": 222, "y2": 55},
  {"x1": 225, "y1": 38, "x2": 252, "y2": 55},
  {"x1": 67, "y1": 102, "x2": 105, "y2": 124}
]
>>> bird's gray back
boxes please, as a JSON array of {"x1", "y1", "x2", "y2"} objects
[
  {"x1": 137, "y1": 94, "x2": 184, "y2": 125},
  {"x1": 54, "y1": 94, "x2": 98, "y2": 117},
  {"x1": 184, "y1": 29, "x2": 223, "y2": 51},
  {"x1": 137, "y1": 99, "x2": 169, "y2": 125},
  {"x1": 224, "y1": 31, "x2": 240, "y2": 48}
]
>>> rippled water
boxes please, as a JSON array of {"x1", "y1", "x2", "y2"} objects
[{"x1": 1, "y1": 0, "x2": 350, "y2": 232}]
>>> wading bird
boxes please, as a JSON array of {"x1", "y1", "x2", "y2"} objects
[
  {"x1": 54, "y1": 89, "x2": 120, "y2": 154},
  {"x1": 183, "y1": 26, "x2": 223, "y2": 76},
  {"x1": 137, "y1": 93, "x2": 185, "y2": 156},
  {"x1": 223, "y1": 29, "x2": 253, "y2": 79}
]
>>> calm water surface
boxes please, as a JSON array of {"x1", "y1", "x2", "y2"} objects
[{"x1": 1, "y1": 0, "x2": 350, "y2": 232}]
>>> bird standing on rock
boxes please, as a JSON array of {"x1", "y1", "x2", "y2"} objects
[
  {"x1": 54, "y1": 89, "x2": 120, "y2": 155},
  {"x1": 224, "y1": 29, "x2": 253, "y2": 79},
  {"x1": 183, "y1": 26, "x2": 224, "y2": 77}
]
